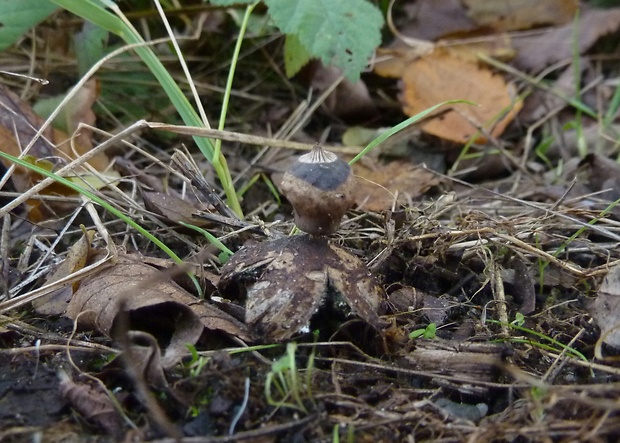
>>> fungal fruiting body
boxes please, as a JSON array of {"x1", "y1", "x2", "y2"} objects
[{"x1": 280, "y1": 144, "x2": 356, "y2": 236}]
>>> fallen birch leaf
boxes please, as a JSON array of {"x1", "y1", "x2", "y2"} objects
[
  {"x1": 401, "y1": 49, "x2": 522, "y2": 143},
  {"x1": 440, "y1": 34, "x2": 515, "y2": 64},
  {"x1": 375, "y1": 34, "x2": 514, "y2": 79}
]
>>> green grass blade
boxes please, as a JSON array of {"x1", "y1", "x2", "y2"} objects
[
  {"x1": 348, "y1": 100, "x2": 474, "y2": 165},
  {"x1": 0, "y1": 151, "x2": 201, "y2": 293},
  {"x1": 603, "y1": 82, "x2": 620, "y2": 130},
  {"x1": 211, "y1": 2, "x2": 258, "y2": 216},
  {"x1": 48, "y1": 0, "x2": 243, "y2": 216},
  {"x1": 178, "y1": 221, "x2": 233, "y2": 258},
  {"x1": 487, "y1": 319, "x2": 588, "y2": 362}
]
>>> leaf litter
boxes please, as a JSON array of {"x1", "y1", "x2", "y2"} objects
[{"x1": 2, "y1": 1, "x2": 620, "y2": 441}]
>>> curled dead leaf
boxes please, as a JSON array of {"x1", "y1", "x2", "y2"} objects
[
  {"x1": 124, "y1": 330, "x2": 170, "y2": 389},
  {"x1": 65, "y1": 254, "x2": 249, "y2": 367},
  {"x1": 58, "y1": 371, "x2": 124, "y2": 439}
]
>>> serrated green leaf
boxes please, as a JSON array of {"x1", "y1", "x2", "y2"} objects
[
  {"x1": 0, "y1": 0, "x2": 58, "y2": 51},
  {"x1": 284, "y1": 33, "x2": 312, "y2": 78},
  {"x1": 264, "y1": 0, "x2": 383, "y2": 81}
]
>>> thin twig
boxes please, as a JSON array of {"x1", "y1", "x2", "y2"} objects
[{"x1": 146, "y1": 121, "x2": 362, "y2": 154}]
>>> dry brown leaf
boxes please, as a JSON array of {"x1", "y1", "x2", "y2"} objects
[
  {"x1": 440, "y1": 34, "x2": 515, "y2": 64},
  {"x1": 464, "y1": 0, "x2": 578, "y2": 31},
  {"x1": 32, "y1": 79, "x2": 101, "y2": 162},
  {"x1": 0, "y1": 84, "x2": 62, "y2": 191},
  {"x1": 301, "y1": 62, "x2": 377, "y2": 121},
  {"x1": 513, "y1": 6, "x2": 620, "y2": 72},
  {"x1": 65, "y1": 254, "x2": 250, "y2": 367},
  {"x1": 141, "y1": 255, "x2": 220, "y2": 297},
  {"x1": 401, "y1": 49, "x2": 522, "y2": 143},
  {"x1": 590, "y1": 265, "x2": 620, "y2": 349},
  {"x1": 579, "y1": 153, "x2": 620, "y2": 202},
  {"x1": 374, "y1": 47, "x2": 425, "y2": 79},
  {"x1": 375, "y1": 34, "x2": 514, "y2": 78},
  {"x1": 399, "y1": 0, "x2": 477, "y2": 41},
  {"x1": 352, "y1": 160, "x2": 440, "y2": 212},
  {"x1": 0, "y1": 84, "x2": 57, "y2": 160},
  {"x1": 0, "y1": 81, "x2": 110, "y2": 193},
  {"x1": 57, "y1": 78, "x2": 99, "y2": 157},
  {"x1": 32, "y1": 229, "x2": 95, "y2": 315},
  {"x1": 0, "y1": 81, "x2": 114, "y2": 222},
  {"x1": 58, "y1": 372, "x2": 124, "y2": 439},
  {"x1": 142, "y1": 191, "x2": 210, "y2": 226}
]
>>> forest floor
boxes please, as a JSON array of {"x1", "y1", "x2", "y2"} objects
[{"x1": 2, "y1": 1, "x2": 620, "y2": 442}]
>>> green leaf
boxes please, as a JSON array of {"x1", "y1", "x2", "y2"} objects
[
  {"x1": 264, "y1": 0, "x2": 383, "y2": 81},
  {"x1": 0, "y1": 0, "x2": 58, "y2": 51},
  {"x1": 74, "y1": 21, "x2": 109, "y2": 76},
  {"x1": 512, "y1": 312, "x2": 525, "y2": 327},
  {"x1": 408, "y1": 328, "x2": 426, "y2": 340},
  {"x1": 349, "y1": 100, "x2": 475, "y2": 165},
  {"x1": 423, "y1": 322, "x2": 437, "y2": 339},
  {"x1": 284, "y1": 33, "x2": 312, "y2": 78},
  {"x1": 409, "y1": 323, "x2": 437, "y2": 340}
]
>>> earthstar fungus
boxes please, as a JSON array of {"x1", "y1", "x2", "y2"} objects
[
  {"x1": 280, "y1": 143, "x2": 356, "y2": 236},
  {"x1": 218, "y1": 235, "x2": 385, "y2": 341},
  {"x1": 216, "y1": 143, "x2": 385, "y2": 342}
]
